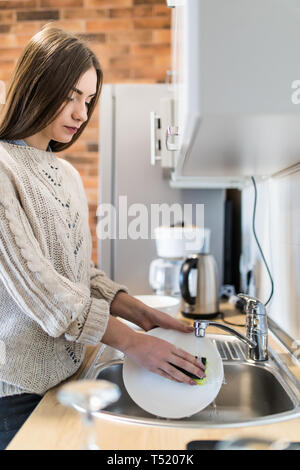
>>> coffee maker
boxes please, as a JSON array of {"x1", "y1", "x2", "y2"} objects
[
  {"x1": 180, "y1": 230, "x2": 219, "y2": 319},
  {"x1": 149, "y1": 257, "x2": 183, "y2": 297},
  {"x1": 149, "y1": 224, "x2": 201, "y2": 297}
]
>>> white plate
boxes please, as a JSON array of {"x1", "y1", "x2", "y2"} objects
[{"x1": 122, "y1": 328, "x2": 224, "y2": 419}]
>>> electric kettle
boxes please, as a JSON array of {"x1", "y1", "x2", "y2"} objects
[{"x1": 179, "y1": 233, "x2": 219, "y2": 319}]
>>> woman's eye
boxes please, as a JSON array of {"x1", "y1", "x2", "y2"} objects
[{"x1": 67, "y1": 97, "x2": 90, "y2": 107}]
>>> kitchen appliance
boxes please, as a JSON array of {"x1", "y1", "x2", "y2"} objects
[
  {"x1": 149, "y1": 224, "x2": 205, "y2": 296},
  {"x1": 180, "y1": 230, "x2": 219, "y2": 319},
  {"x1": 153, "y1": 225, "x2": 207, "y2": 259},
  {"x1": 149, "y1": 257, "x2": 183, "y2": 296}
]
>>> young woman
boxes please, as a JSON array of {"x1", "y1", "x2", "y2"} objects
[{"x1": 0, "y1": 24, "x2": 205, "y2": 449}]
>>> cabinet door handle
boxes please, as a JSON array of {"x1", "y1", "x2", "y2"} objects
[{"x1": 150, "y1": 111, "x2": 162, "y2": 166}]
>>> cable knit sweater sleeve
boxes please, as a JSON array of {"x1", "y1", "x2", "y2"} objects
[
  {"x1": 90, "y1": 261, "x2": 128, "y2": 305},
  {"x1": 61, "y1": 158, "x2": 129, "y2": 307},
  {"x1": 0, "y1": 155, "x2": 123, "y2": 346},
  {"x1": 62, "y1": 158, "x2": 129, "y2": 306}
]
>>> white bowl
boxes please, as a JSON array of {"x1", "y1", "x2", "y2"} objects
[{"x1": 134, "y1": 295, "x2": 180, "y2": 317}]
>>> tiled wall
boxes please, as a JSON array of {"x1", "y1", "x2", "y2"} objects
[
  {"x1": 241, "y1": 169, "x2": 300, "y2": 340},
  {"x1": 0, "y1": 0, "x2": 172, "y2": 264}
]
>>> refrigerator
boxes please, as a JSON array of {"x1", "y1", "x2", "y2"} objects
[{"x1": 98, "y1": 84, "x2": 225, "y2": 295}]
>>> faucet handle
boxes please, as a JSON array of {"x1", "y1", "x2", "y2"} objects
[
  {"x1": 193, "y1": 320, "x2": 208, "y2": 337},
  {"x1": 238, "y1": 294, "x2": 268, "y2": 361},
  {"x1": 237, "y1": 293, "x2": 266, "y2": 316}
]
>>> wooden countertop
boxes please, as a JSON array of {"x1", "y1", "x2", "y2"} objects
[{"x1": 6, "y1": 304, "x2": 300, "y2": 450}]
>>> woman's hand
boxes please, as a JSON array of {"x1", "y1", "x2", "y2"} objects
[
  {"x1": 109, "y1": 292, "x2": 205, "y2": 384},
  {"x1": 110, "y1": 291, "x2": 194, "y2": 334},
  {"x1": 137, "y1": 302, "x2": 194, "y2": 334},
  {"x1": 102, "y1": 312, "x2": 205, "y2": 386},
  {"x1": 124, "y1": 331, "x2": 206, "y2": 386}
]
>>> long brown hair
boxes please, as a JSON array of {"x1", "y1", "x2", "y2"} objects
[{"x1": 0, "y1": 23, "x2": 103, "y2": 152}]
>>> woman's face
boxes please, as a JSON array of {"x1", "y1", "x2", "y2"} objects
[{"x1": 34, "y1": 67, "x2": 98, "y2": 148}]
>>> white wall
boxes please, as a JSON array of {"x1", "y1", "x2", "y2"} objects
[
  {"x1": 99, "y1": 84, "x2": 225, "y2": 295},
  {"x1": 241, "y1": 169, "x2": 300, "y2": 339}
]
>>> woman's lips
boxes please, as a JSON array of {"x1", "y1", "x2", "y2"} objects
[{"x1": 64, "y1": 126, "x2": 78, "y2": 134}]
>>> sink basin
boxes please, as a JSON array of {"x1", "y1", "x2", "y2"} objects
[{"x1": 84, "y1": 335, "x2": 300, "y2": 428}]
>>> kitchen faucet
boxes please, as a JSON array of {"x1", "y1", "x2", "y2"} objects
[{"x1": 194, "y1": 294, "x2": 268, "y2": 362}]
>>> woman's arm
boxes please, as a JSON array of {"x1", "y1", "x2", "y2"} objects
[
  {"x1": 110, "y1": 291, "x2": 194, "y2": 334},
  {"x1": 89, "y1": 260, "x2": 128, "y2": 308},
  {"x1": 0, "y1": 171, "x2": 109, "y2": 346}
]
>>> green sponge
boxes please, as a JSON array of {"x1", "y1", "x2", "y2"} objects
[
  {"x1": 168, "y1": 357, "x2": 207, "y2": 385},
  {"x1": 193, "y1": 357, "x2": 207, "y2": 385}
]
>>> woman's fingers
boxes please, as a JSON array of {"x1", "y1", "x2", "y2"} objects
[
  {"x1": 145, "y1": 307, "x2": 194, "y2": 334},
  {"x1": 158, "y1": 364, "x2": 198, "y2": 386},
  {"x1": 172, "y1": 346, "x2": 206, "y2": 370},
  {"x1": 166, "y1": 347, "x2": 206, "y2": 382},
  {"x1": 163, "y1": 315, "x2": 194, "y2": 333},
  {"x1": 168, "y1": 356, "x2": 206, "y2": 381},
  {"x1": 154, "y1": 343, "x2": 206, "y2": 385},
  {"x1": 156, "y1": 368, "x2": 185, "y2": 384},
  {"x1": 151, "y1": 340, "x2": 206, "y2": 384},
  {"x1": 125, "y1": 333, "x2": 206, "y2": 386},
  {"x1": 158, "y1": 312, "x2": 194, "y2": 333}
]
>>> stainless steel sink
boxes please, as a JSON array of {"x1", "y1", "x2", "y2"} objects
[{"x1": 81, "y1": 335, "x2": 300, "y2": 428}]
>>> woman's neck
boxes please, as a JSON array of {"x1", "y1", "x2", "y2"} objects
[{"x1": 24, "y1": 134, "x2": 49, "y2": 151}]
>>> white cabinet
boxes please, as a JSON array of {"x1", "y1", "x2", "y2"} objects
[{"x1": 163, "y1": 0, "x2": 300, "y2": 188}]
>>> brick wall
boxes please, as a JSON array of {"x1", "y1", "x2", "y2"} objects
[{"x1": 0, "y1": 0, "x2": 172, "y2": 265}]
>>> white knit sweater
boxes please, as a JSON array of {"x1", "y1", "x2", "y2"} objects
[{"x1": 0, "y1": 141, "x2": 128, "y2": 397}]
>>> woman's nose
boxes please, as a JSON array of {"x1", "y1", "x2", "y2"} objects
[{"x1": 72, "y1": 101, "x2": 88, "y2": 123}]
